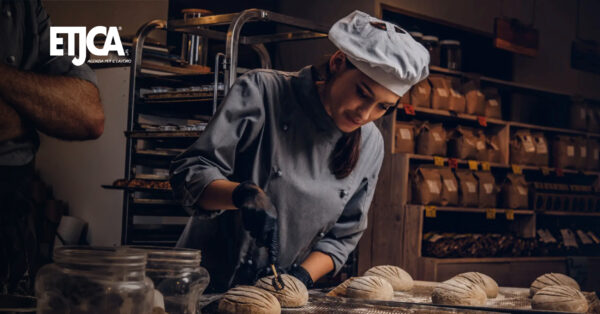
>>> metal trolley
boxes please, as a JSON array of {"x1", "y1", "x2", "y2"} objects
[{"x1": 103, "y1": 9, "x2": 328, "y2": 247}]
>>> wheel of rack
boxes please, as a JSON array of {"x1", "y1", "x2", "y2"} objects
[
  {"x1": 357, "y1": 68, "x2": 600, "y2": 288},
  {"x1": 102, "y1": 9, "x2": 328, "y2": 247}
]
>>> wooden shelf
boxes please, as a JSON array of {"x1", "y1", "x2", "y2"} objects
[
  {"x1": 539, "y1": 211, "x2": 600, "y2": 217},
  {"x1": 126, "y1": 130, "x2": 203, "y2": 138},
  {"x1": 421, "y1": 256, "x2": 566, "y2": 263},
  {"x1": 399, "y1": 105, "x2": 507, "y2": 126},
  {"x1": 408, "y1": 204, "x2": 534, "y2": 215},
  {"x1": 408, "y1": 154, "x2": 508, "y2": 169}
]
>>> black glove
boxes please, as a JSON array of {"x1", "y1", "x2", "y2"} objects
[
  {"x1": 232, "y1": 181, "x2": 277, "y2": 247},
  {"x1": 288, "y1": 264, "x2": 314, "y2": 289}
]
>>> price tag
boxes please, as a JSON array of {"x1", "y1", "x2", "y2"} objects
[
  {"x1": 512, "y1": 164, "x2": 522, "y2": 175},
  {"x1": 486, "y1": 208, "x2": 497, "y2": 220},
  {"x1": 478, "y1": 116, "x2": 487, "y2": 127},
  {"x1": 434, "y1": 156, "x2": 445, "y2": 167},
  {"x1": 505, "y1": 209, "x2": 515, "y2": 220},
  {"x1": 541, "y1": 167, "x2": 550, "y2": 176},
  {"x1": 468, "y1": 160, "x2": 479, "y2": 171},
  {"x1": 404, "y1": 104, "x2": 416, "y2": 116},
  {"x1": 448, "y1": 158, "x2": 458, "y2": 169},
  {"x1": 425, "y1": 206, "x2": 437, "y2": 218},
  {"x1": 556, "y1": 168, "x2": 564, "y2": 177},
  {"x1": 481, "y1": 162, "x2": 491, "y2": 171}
]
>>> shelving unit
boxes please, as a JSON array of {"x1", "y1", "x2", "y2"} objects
[{"x1": 103, "y1": 9, "x2": 328, "y2": 246}]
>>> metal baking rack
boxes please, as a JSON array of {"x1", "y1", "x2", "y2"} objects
[{"x1": 103, "y1": 9, "x2": 328, "y2": 246}]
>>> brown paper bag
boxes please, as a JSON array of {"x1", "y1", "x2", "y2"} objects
[
  {"x1": 483, "y1": 87, "x2": 502, "y2": 119},
  {"x1": 587, "y1": 139, "x2": 600, "y2": 170},
  {"x1": 463, "y1": 80, "x2": 485, "y2": 116},
  {"x1": 448, "y1": 126, "x2": 477, "y2": 160},
  {"x1": 553, "y1": 136, "x2": 576, "y2": 169},
  {"x1": 531, "y1": 132, "x2": 549, "y2": 167},
  {"x1": 510, "y1": 130, "x2": 536, "y2": 165},
  {"x1": 448, "y1": 77, "x2": 465, "y2": 113},
  {"x1": 502, "y1": 173, "x2": 528, "y2": 209},
  {"x1": 474, "y1": 171, "x2": 498, "y2": 208},
  {"x1": 455, "y1": 169, "x2": 479, "y2": 207},
  {"x1": 574, "y1": 137, "x2": 588, "y2": 170},
  {"x1": 474, "y1": 129, "x2": 488, "y2": 161},
  {"x1": 429, "y1": 75, "x2": 450, "y2": 110},
  {"x1": 439, "y1": 168, "x2": 458, "y2": 206},
  {"x1": 413, "y1": 167, "x2": 442, "y2": 205},
  {"x1": 394, "y1": 121, "x2": 415, "y2": 154},
  {"x1": 487, "y1": 135, "x2": 502, "y2": 163},
  {"x1": 410, "y1": 79, "x2": 431, "y2": 107},
  {"x1": 416, "y1": 122, "x2": 447, "y2": 156}
]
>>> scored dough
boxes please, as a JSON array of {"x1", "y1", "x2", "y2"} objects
[
  {"x1": 530, "y1": 273, "x2": 581, "y2": 297},
  {"x1": 327, "y1": 277, "x2": 358, "y2": 297},
  {"x1": 255, "y1": 274, "x2": 308, "y2": 308},
  {"x1": 532, "y1": 285, "x2": 588, "y2": 313},
  {"x1": 218, "y1": 285, "x2": 281, "y2": 314},
  {"x1": 363, "y1": 265, "x2": 414, "y2": 292},
  {"x1": 453, "y1": 272, "x2": 499, "y2": 298},
  {"x1": 431, "y1": 277, "x2": 487, "y2": 306},
  {"x1": 346, "y1": 276, "x2": 394, "y2": 301}
]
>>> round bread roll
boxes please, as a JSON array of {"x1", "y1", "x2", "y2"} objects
[
  {"x1": 346, "y1": 276, "x2": 394, "y2": 301},
  {"x1": 431, "y1": 277, "x2": 487, "y2": 306},
  {"x1": 218, "y1": 285, "x2": 281, "y2": 314},
  {"x1": 326, "y1": 277, "x2": 357, "y2": 297},
  {"x1": 532, "y1": 285, "x2": 588, "y2": 313},
  {"x1": 453, "y1": 272, "x2": 499, "y2": 298},
  {"x1": 255, "y1": 274, "x2": 308, "y2": 307},
  {"x1": 530, "y1": 273, "x2": 580, "y2": 297},
  {"x1": 363, "y1": 265, "x2": 414, "y2": 291}
]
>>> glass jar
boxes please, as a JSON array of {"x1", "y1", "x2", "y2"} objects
[
  {"x1": 131, "y1": 246, "x2": 209, "y2": 314},
  {"x1": 422, "y1": 35, "x2": 440, "y2": 66},
  {"x1": 440, "y1": 39, "x2": 462, "y2": 70},
  {"x1": 35, "y1": 246, "x2": 154, "y2": 314}
]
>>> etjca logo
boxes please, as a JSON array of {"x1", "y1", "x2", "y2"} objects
[{"x1": 50, "y1": 26, "x2": 125, "y2": 66}]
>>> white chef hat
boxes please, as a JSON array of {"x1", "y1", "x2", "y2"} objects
[{"x1": 328, "y1": 10, "x2": 430, "y2": 96}]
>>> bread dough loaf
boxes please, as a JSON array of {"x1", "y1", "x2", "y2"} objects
[
  {"x1": 326, "y1": 277, "x2": 357, "y2": 297},
  {"x1": 363, "y1": 265, "x2": 414, "y2": 292},
  {"x1": 431, "y1": 277, "x2": 487, "y2": 306},
  {"x1": 530, "y1": 273, "x2": 580, "y2": 297},
  {"x1": 532, "y1": 285, "x2": 588, "y2": 313},
  {"x1": 255, "y1": 274, "x2": 308, "y2": 308},
  {"x1": 454, "y1": 272, "x2": 499, "y2": 298},
  {"x1": 218, "y1": 285, "x2": 281, "y2": 314},
  {"x1": 346, "y1": 276, "x2": 394, "y2": 301}
]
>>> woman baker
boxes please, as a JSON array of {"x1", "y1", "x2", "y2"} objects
[{"x1": 170, "y1": 10, "x2": 429, "y2": 292}]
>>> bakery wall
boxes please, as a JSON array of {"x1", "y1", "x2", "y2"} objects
[{"x1": 35, "y1": 0, "x2": 169, "y2": 246}]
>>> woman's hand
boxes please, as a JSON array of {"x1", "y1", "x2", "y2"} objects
[{"x1": 232, "y1": 181, "x2": 278, "y2": 247}]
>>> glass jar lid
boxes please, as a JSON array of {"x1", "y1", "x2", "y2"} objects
[
  {"x1": 54, "y1": 246, "x2": 147, "y2": 268},
  {"x1": 422, "y1": 35, "x2": 439, "y2": 42},
  {"x1": 440, "y1": 39, "x2": 461, "y2": 46}
]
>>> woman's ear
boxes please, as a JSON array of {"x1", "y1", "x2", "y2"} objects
[{"x1": 329, "y1": 50, "x2": 347, "y2": 75}]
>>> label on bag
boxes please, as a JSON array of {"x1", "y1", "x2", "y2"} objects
[
  {"x1": 432, "y1": 132, "x2": 443, "y2": 142},
  {"x1": 517, "y1": 186, "x2": 527, "y2": 195},
  {"x1": 512, "y1": 164, "x2": 522, "y2": 174},
  {"x1": 418, "y1": 87, "x2": 426, "y2": 94},
  {"x1": 466, "y1": 182, "x2": 477, "y2": 193},
  {"x1": 483, "y1": 183, "x2": 494, "y2": 194},
  {"x1": 476, "y1": 140, "x2": 486, "y2": 151},
  {"x1": 434, "y1": 156, "x2": 445, "y2": 167},
  {"x1": 437, "y1": 89, "x2": 448, "y2": 97},
  {"x1": 535, "y1": 138, "x2": 548, "y2": 154},
  {"x1": 400, "y1": 128, "x2": 411, "y2": 140},
  {"x1": 478, "y1": 116, "x2": 487, "y2": 127},
  {"x1": 426, "y1": 180, "x2": 441, "y2": 194},
  {"x1": 443, "y1": 179, "x2": 458, "y2": 192},
  {"x1": 450, "y1": 89, "x2": 460, "y2": 97},
  {"x1": 577, "y1": 230, "x2": 593, "y2": 245},
  {"x1": 522, "y1": 136, "x2": 536, "y2": 153},
  {"x1": 560, "y1": 229, "x2": 579, "y2": 248},
  {"x1": 567, "y1": 145, "x2": 575, "y2": 157},
  {"x1": 486, "y1": 208, "x2": 496, "y2": 220},
  {"x1": 489, "y1": 99, "x2": 499, "y2": 107},
  {"x1": 481, "y1": 162, "x2": 491, "y2": 171},
  {"x1": 468, "y1": 160, "x2": 479, "y2": 170},
  {"x1": 581, "y1": 147, "x2": 587, "y2": 158},
  {"x1": 425, "y1": 206, "x2": 437, "y2": 218},
  {"x1": 505, "y1": 209, "x2": 514, "y2": 220},
  {"x1": 448, "y1": 158, "x2": 458, "y2": 168}
]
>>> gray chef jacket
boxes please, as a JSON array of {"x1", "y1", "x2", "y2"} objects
[
  {"x1": 170, "y1": 65, "x2": 384, "y2": 291},
  {"x1": 0, "y1": 0, "x2": 98, "y2": 166}
]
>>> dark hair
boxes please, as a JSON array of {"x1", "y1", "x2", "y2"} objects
[{"x1": 315, "y1": 58, "x2": 362, "y2": 179}]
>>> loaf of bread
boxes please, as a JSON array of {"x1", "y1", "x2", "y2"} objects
[
  {"x1": 453, "y1": 272, "x2": 498, "y2": 298},
  {"x1": 532, "y1": 285, "x2": 588, "y2": 313},
  {"x1": 431, "y1": 277, "x2": 487, "y2": 306},
  {"x1": 530, "y1": 273, "x2": 580, "y2": 297},
  {"x1": 218, "y1": 285, "x2": 281, "y2": 314},
  {"x1": 363, "y1": 265, "x2": 414, "y2": 291},
  {"x1": 255, "y1": 274, "x2": 308, "y2": 308},
  {"x1": 346, "y1": 276, "x2": 394, "y2": 301},
  {"x1": 326, "y1": 277, "x2": 357, "y2": 297}
]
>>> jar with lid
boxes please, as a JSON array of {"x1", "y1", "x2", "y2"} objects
[
  {"x1": 131, "y1": 246, "x2": 209, "y2": 314},
  {"x1": 409, "y1": 31, "x2": 423, "y2": 45},
  {"x1": 440, "y1": 40, "x2": 462, "y2": 70},
  {"x1": 35, "y1": 246, "x2": 155, "y2": 314},
  {"x1": 422, "y1": 35, "x2": 440, "y2": 66}
]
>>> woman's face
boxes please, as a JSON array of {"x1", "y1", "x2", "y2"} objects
[{"x1": 320, "y1": 51, "x2": 400, "y2": 133}]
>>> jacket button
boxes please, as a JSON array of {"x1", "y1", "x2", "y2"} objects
[
  {"x1": 319, "y1": 232, "x2": 325, "y2": 237},
  {"x1": 276, "y1": 170, "x2": 282, "y2": 177},
  {"x1": 6, "y1": 55, "x2": 15, "y2": 64},
  {"x1": 282, "y1": 124, "x2": 289, "y2": 131},
  {"x1": 4, "y1": 9, "x2": 11, "y2": 18},
  {"x1": 340, "y1": 190, "x2": 348, "y2": 198}
]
